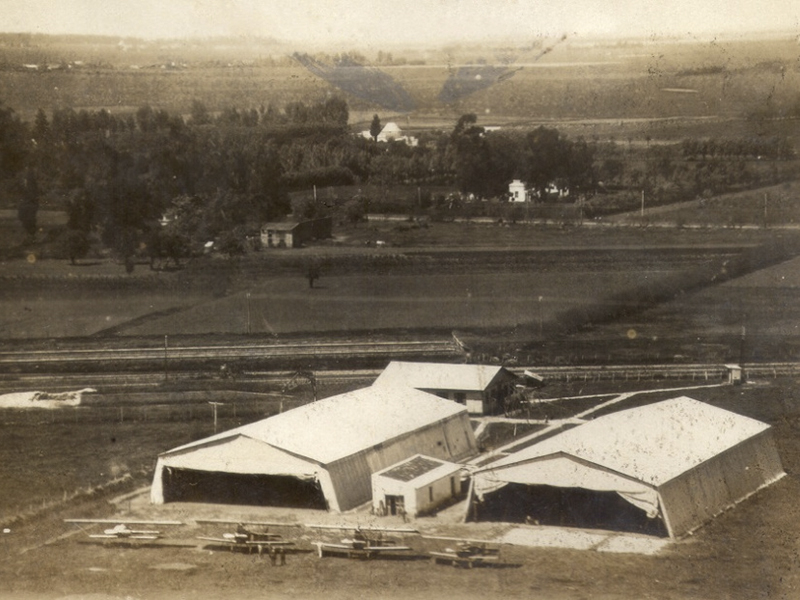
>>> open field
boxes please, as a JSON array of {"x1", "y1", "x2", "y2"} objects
[
  {"x1": 547, "y1": 253, "x2": 800, "y2": 367},
  {"x1": 3, "y1": 36, "x2": 800, "y2": 124},
  {"x1": 1, "y1": 377, "x2": 799, "y2": 599},
  {"x1": 2, "y1": 210, "x2": 798, "y2": 367}
]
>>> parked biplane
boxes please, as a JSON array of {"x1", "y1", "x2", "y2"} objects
[
  {"x1": 308, "y1": 524, "x2": 418, "y2": 560},
  {"x1": 195, "y1": 519, "x2": 298, "y2": 560},
  {"x1": 424, "y1": 535, "x2": 504, "y2": 568},
  {"x1": 64, "y1": 519, "x2": 183, "y2": 542}
]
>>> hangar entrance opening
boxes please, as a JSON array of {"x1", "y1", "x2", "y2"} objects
[
  {"x1": 162, "y1": 468, "x2": 328, "y2": 509},
  {"x1": 475, "y1": 483, "x2": 668, "y2": 537}
]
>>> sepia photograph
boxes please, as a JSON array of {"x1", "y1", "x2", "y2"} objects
[{"x1": 1, "y1": 1, "x2": 799, "y2": 598}]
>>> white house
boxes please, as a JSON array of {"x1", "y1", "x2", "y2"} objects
[
  {"x1": 360, "y1": 122, "x2": 419, "y2": 146},
  {"x1": 508, "y1": 179, "x2": 528, "y2": 203}
]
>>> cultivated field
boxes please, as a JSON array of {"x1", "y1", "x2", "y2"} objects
[{"x1": 2, "y1": 35, "x2": 800, "y2": 135}]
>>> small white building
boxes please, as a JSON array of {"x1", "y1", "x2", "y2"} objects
[
  {"x1": 726, "y1": 364, "x2": 744, "y2": 385},
  {"x1": 372, "y1": 454, "x2": 464, "y2": 517},
  {"x1": 508, "y1": 179, "x2": 528, "y2": 203},
  {"x1": 360, "y1": 122, "x2": 419, "y2": 146},
  {"x1": 373, "y1": 361, "x2": 518, "y2": 415}
]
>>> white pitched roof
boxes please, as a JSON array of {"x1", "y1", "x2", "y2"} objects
[
  {"x1": 374, "y1": 361, "x2": 509, "y2": 392},
  {"x1": 381, "y1": 122, "x2": 402, "y2": 134},
  {"x1": 482, "y1": 396, "x2": 772, "y2": 487},
  {"x1": 162, "y1": 385, "x2": 468, "y2": 465}
]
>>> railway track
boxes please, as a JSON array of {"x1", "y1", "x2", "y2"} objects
[
  {"x1": 530, "y1": 362, "x2": 800, "y2": 381},
  {"x1": 0, "y1": 340, "x2": 461, "y2": 366},
  {"x1": 0, "y1": 357, "x2": 796, "y2": 396}
]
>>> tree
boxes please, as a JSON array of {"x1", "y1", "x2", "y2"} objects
[
  {"x1": 306, "y1": 260, "x2": 321, "y2": 288},
  {"x1": 61, "y1": 229, "x2": 90, "y2": 265},
  {"x1": 33, "y1": 108, "x2": 50, "y2": 141},
  {"x1": 343, "y1": 198, "x2": 365, "y2": 224},
  {"x1": 66, "y1": 190, "x2": 95, "y2": 233},
  {"x1": 17, "y1": 170, "x2": 39, "y2": 238},
  {"x1": 369, "y1": 114, "x2": 382, "y2": 141},
  {"x1": 0, "y1": 101, "x2": 28, "y2": 178},
  {"x1": 190, "y1": 100, "x2": 211, "y2": 126}
]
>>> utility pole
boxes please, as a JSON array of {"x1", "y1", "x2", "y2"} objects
[
  {"x1": 246, "y1": 292, "x2": 251, "y2": 334},
  {"x1": 764, "y1": 193, "x2": 768, "y2": 229},
  {"x1": 538, "y1": 296, "x2": 543, "y2": 336},
  {"x1": 163, "y1": 335, "x2": 168, "y2": 382},
  {"x1": 209, "y1": 402, "x2": 224, "y2": 434},
  {"x1": 641, "y1": 189, "x2": 645, "y2": 219}
]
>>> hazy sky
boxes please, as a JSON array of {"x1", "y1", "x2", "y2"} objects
[{"x1": 2, "y1": 0, "x2": 799, "y2": 45}]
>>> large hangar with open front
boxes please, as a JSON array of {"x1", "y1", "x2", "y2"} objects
[
  {"x1": 469, "y1": 396, "x2": 785, "y2": 538},
  {"x1": 150, "y1": 384, "x2": 478, "y2": 512}
]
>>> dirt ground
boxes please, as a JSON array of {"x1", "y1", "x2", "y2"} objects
[{"x1": 2, "y1": 477, "x2": 799, "y2": 600}]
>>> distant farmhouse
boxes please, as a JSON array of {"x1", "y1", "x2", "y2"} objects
[
  {"x1": 508, "y1": 179, "x2": 528, "y2": 203},
  {"x1": 374, "y1": 361, "x2": 518, "y2": 415},
  {"x1": 260, "y1": 217, "x2": 332, "y2": 248},
  {"x1": 508, "y1": 179, "x2": 570, "y2": 202},
  {"x1": 360, "y1": 122, "x2": 418, "y2": 146}
]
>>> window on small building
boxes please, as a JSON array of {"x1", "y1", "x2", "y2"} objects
[{"x1": 429, "y1": 486, "x2": 433, "y2": 502}]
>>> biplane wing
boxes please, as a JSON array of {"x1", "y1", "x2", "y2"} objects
[
  {"x1": 89, "y1": 533, "x2": 160, "y2": 540},
  {"x1": 64, "y1": 519, "x2": 183, "y2": 526},
  {"x1": 306, "y1": 523, "x2": 418, "y2": 534},
  {"x1": 65, "y1": 519, "x2": 183, "y2": 542},
  {"x1": 194, "y1": 519, "x2": 301, "y2": 527},
  {"x1": 197, "y1": 536, "x2": 293, "y2": 546}
]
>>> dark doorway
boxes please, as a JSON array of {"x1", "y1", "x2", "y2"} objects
[
  {"x1": 162, "y1": 468, "x2": 328, "y2": 509},
  {"x1": 474, "y1": 483, "x2": 668, "y2": 537},
  {"x1": 385, "y1": 495, "x2": 405, "y2": 516}
]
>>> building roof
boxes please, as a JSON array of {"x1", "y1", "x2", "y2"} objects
[
  {"x1": 375, "y1": 454, "x2": 463, "y2": 487},
  {"x1": 380, "y1": 122, "x2": 402, "y2": 135},
  {"x1": 374, "y1": 361, "x2": 512, "y2": 393},
  {"x1": 481, "y1": 396, "x2": 772, "y2": 487},
  {"x1": 161, "y1": 385, "x2": 469, "y2": 466},
  {"x1": 379, "y1": 455, "x2": 444, "y2": 482},
  {"x1": 261, "y1": 221, "x2": 299, "y2": 232}
]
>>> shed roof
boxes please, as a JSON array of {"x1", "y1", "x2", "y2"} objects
[
  {"x1": 161, "y1": 385, "x2": 468, "y2": 466},
  {"x1": 481, "y1": 396, "x2": 771, "y2": 487},
  {"x1": 261, "y1": 221, "x2": 299, "y2": 232},
  {"x1": 375, "y1": 454, "x2": 463, "y2": 487},
  {"x1": 374, "y1": 361, "x2": 512, "y2": 393},
  {"x1": 379, "y1": 455, "x2": 444, "y2": 482}
]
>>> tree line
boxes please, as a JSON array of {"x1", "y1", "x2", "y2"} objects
[{"x1": 1, "y1": 95, "x2": 796, "y2": 269}]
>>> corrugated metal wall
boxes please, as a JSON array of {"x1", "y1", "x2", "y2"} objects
[
  {"x1": 326, "y1": 413, "x2": 477, "y2": 511},
  {"x1": 658, "y1": 429, "x2": 784, "y2": 537}
]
